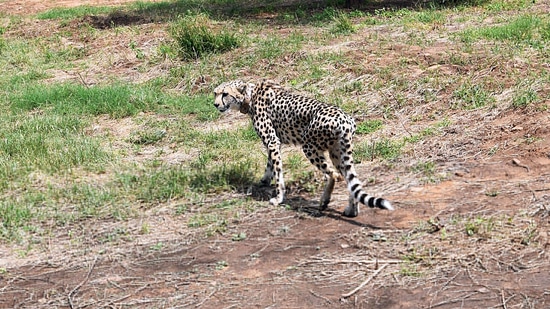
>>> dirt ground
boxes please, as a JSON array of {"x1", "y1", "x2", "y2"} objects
[{"x1": 1, "y1": 1, "x2": 550, "y2": 308}]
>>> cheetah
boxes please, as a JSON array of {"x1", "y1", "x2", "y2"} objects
[{"x1": 213, "y1": 79, "x2": 393, "y2": 217}]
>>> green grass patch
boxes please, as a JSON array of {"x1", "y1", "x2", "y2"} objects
[
  {"x1": 354, "y1": 138, "x2": 403, "y2": 162},
  {"x1": 169, "y1": 13, "x2": 240, "y2": 60},
  {"x1": 8, "y1": 82, "x2": 218, "y2": 120},
  {"x1": 330, "y1": 13, "x2": 356, "y2": 35},
  {"x1": 10, "y1": 83, "x2": 148, "y2": 117},
  {"x1": 512, "y1": 87, "x2": 538, "y2": 108},
  {"x1": 0, "y1": 200, "x2": 34, "y2": 241},
  {"x1": 0, "y1": 114, "x2": 109, "y2": 188},
  {"x1": 36, "y1": 5, "x2": 115, "y2": 20},
  {"x1": 460, "y1": 15, "x2": 549, "y2": 45},
  {"x1": 451, "y1": 82, "x2": 494, "y2": 110},
  {"x1": 356, "y1": 119, "x2": 383, "y2": 134},
  {"x1": 117, "y1": 160, "x2": 255, "y2": 204}
]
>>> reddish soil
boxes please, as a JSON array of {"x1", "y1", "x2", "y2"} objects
[
  {"x1": 1, "y1": 1, "x2": 549, "y2": 309},
  {"x1": 0, "y1": 0, "x2": 164, "y2": 15}
]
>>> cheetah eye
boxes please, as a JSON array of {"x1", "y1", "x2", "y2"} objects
[{"x1": 222, "y1": 92, "x2": 229, "y2": 97}]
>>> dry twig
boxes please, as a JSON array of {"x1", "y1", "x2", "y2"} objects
[
  {"x1": 341, "y1": 263, "x2": 389, "y2": 299},
  {"x1": 68, "y1": 256, "x2": 98, "y2": 309}
]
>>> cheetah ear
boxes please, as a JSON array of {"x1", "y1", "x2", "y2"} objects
[{"x1": 236, "y1": 83, "x2": 247, "y2": 95}]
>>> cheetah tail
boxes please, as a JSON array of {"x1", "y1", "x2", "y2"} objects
[{"x1": 348, "y1": 175, "x2": 394, "y2": 211}]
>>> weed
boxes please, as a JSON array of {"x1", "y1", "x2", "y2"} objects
[
  {"x1": 150, "y1": 242, "x2": 164, "y2": 251},
  {"x1": 169, "y1": 13, "x2": 240, "y2": 60},
  {"x1": 411, "y1": 160, "x2": 436, "y2": 182},
  {"x1": 521, "y1": 221, "x2": 537, "y2": 245},
  {"x1": 399, "y1": 262, "x2": 421, "y2": 277}
]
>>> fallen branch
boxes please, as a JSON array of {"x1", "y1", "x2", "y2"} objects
[
  {"x1": 341, "y1": 263, "x2": 389, "y2": 299},
  {"x1": 68, "y1": 256, "x2": 98, "y2": 309},
  {"x1": 300, "y1": 258, "x2": 402, "y2": 266},
  {"x1": 310, "y1": 289, "x2": 332, "y2": 304}
]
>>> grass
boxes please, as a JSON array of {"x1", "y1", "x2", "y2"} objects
[
  {"x1": 356, "y1": 119, "x2": 383, "y2": 134},
  {"x1": 459, "y1": 14, "x2": 550, "y2": 46},
  {"x1": 36, "y1": 5, "x2": 115, "y2": 20},
  {"x1": 169, "y1": 13, "x2": 240, "y2": 60},
  {"x1": 0, "y1": 0, "x2": 547, "y2": 247}
]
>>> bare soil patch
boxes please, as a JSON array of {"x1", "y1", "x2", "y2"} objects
[{"x1": 1, "y1": 1, "x2": 549, "y2": 309}]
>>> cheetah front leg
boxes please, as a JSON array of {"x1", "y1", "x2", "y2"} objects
[
  {"x1": 266, "y1": 140, "x2": 284, "y2": 206},
  {"x1": 255, "y1": 118, "x2": 285, "y2": 206}
]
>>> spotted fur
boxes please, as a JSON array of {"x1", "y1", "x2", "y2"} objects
[{"x1": 213, "y1": 79, "x2": 393, "y2": 217}]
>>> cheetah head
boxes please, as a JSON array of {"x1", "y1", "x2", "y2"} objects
[{"x1": 213, "y1": 80, "x2": 254, "y2": 114}]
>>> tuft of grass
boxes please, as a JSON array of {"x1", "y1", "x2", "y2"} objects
[
  {"x1": 451, "y1": 82, "x2": 494, "y2": 110},
  {"x1": 354, "y1": 138, "x2": 403, "y2": 162},
  {"x1": 512, "y1": 87, "x2": 538, "y2": 108},
  {"x1": 356, "y1": 119, "x2": 383, "y2": 134},
  {"x1": 128, "y1": 129, "x2": 167, "y2": 145},
  {"x1": 169, "y1": 13, "x2": 240, "y2": 60},
  {"x1": 0, "y1": 200, "x2": 33, "y2": 241},
  {"x1": 331, "y1": 13, "x2": 356, "y2": 35}
]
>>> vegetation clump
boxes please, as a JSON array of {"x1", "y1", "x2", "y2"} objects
[{"x1": 169, "y1": 13, "x2": 240, "y2": 60}]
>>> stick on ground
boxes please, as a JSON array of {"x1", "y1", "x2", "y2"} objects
[{"x1": 341, "y1": 263, "x2": 389, "y2": 299}]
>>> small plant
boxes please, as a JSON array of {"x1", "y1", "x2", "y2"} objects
[
  {"x1": 232, "y1": 232, "x2": 247, "y2": 241},
  {"x1": 411, "y1": 160, "x2": 436, "y2": 182},
  {"x1": 215, "y1": 260, "x2": 228, "y2": 270},
  {"x1": 169, "y1": 13, "x2": 240, "y2": 60},
  {"x1": 129, "y1": 41, "x2": 145, "y2": 59},
  {"x1": 512, "y1": 88, "x2": 538, "y2": 108},
  {"x1": 150, "y1": 242, "x2": 164, "y2": 251},
  {"x1": 464, "y1": 217, "x2": 495, "y2": 237},
  {"x1": 399, "y1": 262, "x2": 421, "y2": 277}
]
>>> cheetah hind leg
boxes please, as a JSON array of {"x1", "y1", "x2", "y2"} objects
[
  {"x1": 344, "y1": 196, "x2": 359, "y2": 217},
  {"x1": 260, "y1": 157, "x2": 274, "y2": 186},
  {"x1": 302, "y1": 144, "x2": 341, "y2": 210},
  {"x1": 320, "y1": 174, "x2": 336, "y2": 210}
]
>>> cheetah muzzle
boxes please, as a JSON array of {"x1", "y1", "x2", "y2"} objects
[{"x1": 213, "y1": 79, "x2": 394, "y2": 217}]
